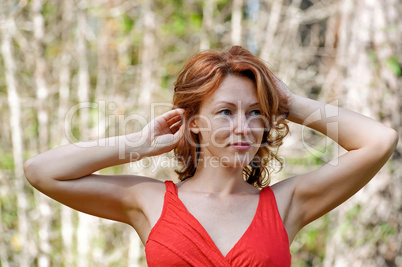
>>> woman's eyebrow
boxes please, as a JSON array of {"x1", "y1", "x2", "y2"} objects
[
  {"x1": 216, "y1": 101, "x2": 236, "y2": 106},
  {"x1": 249, "y1": 102, "x2": 260, "y2": 107},
  {"x1": 215, "y1": 101, "x2": 260, "y2": 107}
]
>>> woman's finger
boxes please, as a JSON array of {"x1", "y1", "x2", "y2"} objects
[
  {"x1": 159, "y1": 108, "x2": 184, "y2": 123},
  {"x1": 172, "y1": 123, "x2": 185, "y2": 145},
  {"x1": 169, "y1": 119, "x2": 182, "y2": 134},
  {"x1": 153, "y1": 109, "x2": 184, "y2": 131},
  {"x1": 166, "y1": 113, "x2": 183, "y2": 125}
]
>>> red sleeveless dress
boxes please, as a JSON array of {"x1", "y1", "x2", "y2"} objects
[{"x1": 145, "y1": 181, "x2": 291, "y2": 266}]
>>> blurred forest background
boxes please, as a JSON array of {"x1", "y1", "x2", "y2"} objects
[{"x1": 1, "y1": 0, "x2": 401, "y2": 266}]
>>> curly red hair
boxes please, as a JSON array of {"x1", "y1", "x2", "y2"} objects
[{"x1": 173, "y1": 46, "x2": 289, "y2": 188}]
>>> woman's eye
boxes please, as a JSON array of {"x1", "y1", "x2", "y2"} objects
[
  {"x1": 249, "y1": 110, "x2": 261, "y2": 116},
  {"x1": 218, "y1": 109, "x2": 231, "y2": 116}
]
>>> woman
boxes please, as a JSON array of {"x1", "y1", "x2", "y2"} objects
[{"x1": 24, "y1": 46, "x2": 398, "y2": 266}]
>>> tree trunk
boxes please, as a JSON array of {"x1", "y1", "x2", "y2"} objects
[
  {"x1": 323, "y1": 0, "x2": 402, "y2": 266},
  {"x1": 0, "y1": 203, "x2": 10, "y2": 267},
  {"x1": 58, "y1": 0, "x2": 75, "y2": 265},
  {"x1": 1, "y1": 16, "x2": 31, "y2": 267},
  {"x1": 260, "y1": 0, "x2": 283, "y2": 61},
  {"x1": 32, "y1": 1, "x2": 52, "y2": 266},
  {"x1": 231, "y1": 0, "x2": 243, "y2": 45},
  {"x1": 137, "y1": 0, "x2": 156, "y2": 114},
  {"x1": 245, "y1": 0, "x2": 259, "y2": 54},
  {"x1": 76, "y1": 6, "x2": 93, "y2": 267},
  {"x1": 128, "y1": 230, "x2": 142, "y2": 267},
  {"x1": 200, "y1": 0, "x2": 213, "y2": 50}
]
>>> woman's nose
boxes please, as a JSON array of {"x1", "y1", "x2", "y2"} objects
[{"x1": 233, "y1": 114, "x2": 252, "y2": 135}]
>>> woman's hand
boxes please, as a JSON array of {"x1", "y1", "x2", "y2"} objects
[{"x1": 140, "y1": 108, "x2": 185, "y2": 157}]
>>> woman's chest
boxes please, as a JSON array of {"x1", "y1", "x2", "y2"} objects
[{"x1": 179, "y1": 193, "x2": 260, "y2": 257}]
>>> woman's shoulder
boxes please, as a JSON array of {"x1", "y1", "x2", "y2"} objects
[
  {"x1": 132, "y1": 177, "x2": 170, "y2": 197},
  {"x1": 267, "y1": 178, "x2": 296, "y2": 214},
  {"x1": 269, "y1": 177, "x2": 297, "y2": 197},
  {"x1": 122, "y1": 176, "x2": 169, "y2": 210},
  {"x1": 128, "y1": 178, "x2": 170, "y2": 227},
  {"x1": 134, "y1": 178, "x2": 183, "y2": 206}
]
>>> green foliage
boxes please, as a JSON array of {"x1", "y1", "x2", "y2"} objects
[
  {"x1": 385, "y1": 56, "x2": 402, "y2": 76},
  {"x1": 286, "y1": 146, "x2": 329, "y2": 167},
  {"x1": 291, "y1": 215, "x2": 330, "y2": 266},
  {"x1": 369, "y1": 51, "x2": 402, "y2": 77},
  {"x1": 42, "y1": 1, "x2": 57, "y2": 16},
  {"x1": 378, "y1": 222, "x2": 397, "y2": 237},
  {"x1": 159, "y1": 0, "x2": 203, "y2": 38},
  {"x1": 160, "y1": 73, "x2": 170, "y2": 90},
  {"x1": 286, "y1": 156, "x2": 321, "y2": 167},
  {"x1": 163, "y1": 14, "x2": 186, "y2": 37},
  {"x1": 1, "y1": 201, "x2": 18, "y2": 229},
  {"x1": 190, "y1": 13, "x2": 203, "y2": 28},
  {"x1": 0, "y1": 72, "x2": 7, "y2": 93},
  {"x1": 0, "y1": 149, "x2": 14, "y2": 170},
  {"x1": 161, "y1": 13, "x2": 202, "y2": 38},
  {"x1": 337, "y1": 204, "x2": 362, "y2": 242},
  {"x1": 346, "y1": 203, "x2": 361, "y2": 220},
  {"x1": 99, "y1": 165, "x2": 125, "y2": 175},
  {"x1": 120, "y1": 14, "x2": 134, "y2": 34},
  {"x1": 90, "y1": 105, "x2": 99, "y2": 130},
  {"x1": 70, "y1": 126, "x2": 81, "y2": 142},
  {"x1": 368, "y1": 50, "x2": 379, "y2": 70},
  {"x1": 330, "y1": 203, "x2": 399, "y2": 252}
]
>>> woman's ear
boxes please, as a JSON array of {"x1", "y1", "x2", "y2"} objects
[{"x1": 189, "y1": 118, "x2": 200, "y2": 134}]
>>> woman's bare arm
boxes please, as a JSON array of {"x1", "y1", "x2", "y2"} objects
[
  {"x1": 24, "y1": 108, "x2": 184, "y2": 226},
  {"x1": 271, "y1": 83, "x2": 398, "y2": 242}
]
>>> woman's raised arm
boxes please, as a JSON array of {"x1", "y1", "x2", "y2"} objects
[
  {"x1": 23, "y1": 108, "x2": 184, "y2": 227},
  {"x1": 271, "y1": 80, "x2": 398, "y2": 242}
]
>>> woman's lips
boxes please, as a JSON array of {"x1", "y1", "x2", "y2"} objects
[{"x1": 231, "y1": 142, "x2": 251, "y2": 150}]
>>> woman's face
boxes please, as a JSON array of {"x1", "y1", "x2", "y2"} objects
[{"x1": 189, "y1": 75, "x2": 266, "y2": 168}]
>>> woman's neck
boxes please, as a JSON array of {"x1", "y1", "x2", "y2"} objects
[{"x1": 181, "y1": 157, "x2": 253, "y2": 196}]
